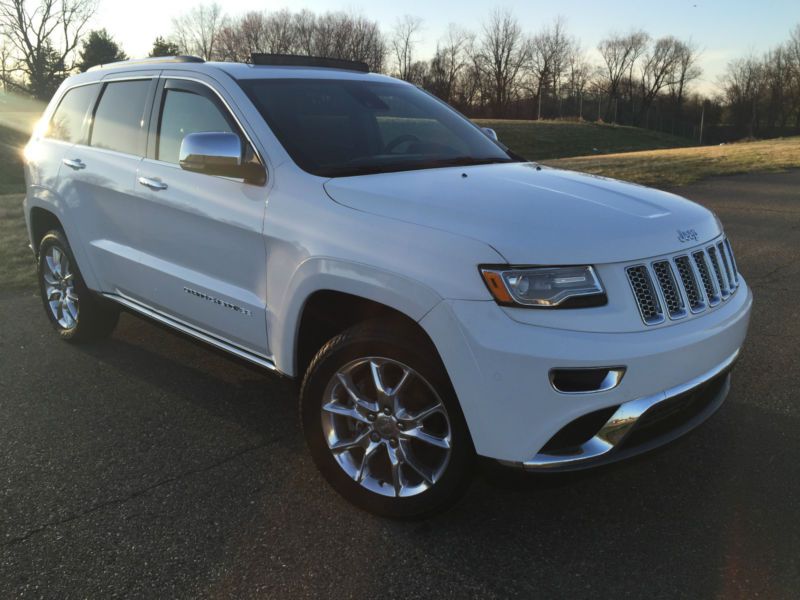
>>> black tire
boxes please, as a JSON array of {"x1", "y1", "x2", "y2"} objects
[
  {"x1": 300, "y1": 320, "x2": 475, "y2": 518},
  {"x1": 37, "y1": 230, "x2": 119, "y2": 342}
]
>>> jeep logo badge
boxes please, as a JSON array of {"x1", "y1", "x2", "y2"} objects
[{"x1": 677, "y1": 228, "x2": 699, "y2": 243}]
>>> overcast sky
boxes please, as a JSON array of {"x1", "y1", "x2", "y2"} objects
[{"x1": 94, "y1": 0, "x2": 798, "y2": 95}]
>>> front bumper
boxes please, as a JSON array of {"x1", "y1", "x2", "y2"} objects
[
  {"x1": 420, "y1": 279, "x2": 752, "y2": 464},
  {"x1": 515, "y1": 350, "x2": 735, "y2": 471}
]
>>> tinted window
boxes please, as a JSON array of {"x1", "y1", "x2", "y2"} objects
[
  {"x1": 157, "y1": 89, "x2": 235, "y2": 164},
  {"x1": 240, "y1": 78, "x2": 515, "y2": 177},
  {"x1": 48, "y1": 85, "x2": 97, "y2": 143},
  {"x1": 90, "y1": 80, "x2": 151, "y2": 155}
]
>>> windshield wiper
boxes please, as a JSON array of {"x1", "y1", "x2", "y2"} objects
[{"x1": 319, "y1": 156, "x2": 518, "y2": 178}]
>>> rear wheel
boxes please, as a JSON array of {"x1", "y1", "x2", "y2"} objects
[
  {"x1": 37, "y1": 230, "x2": 119, "y2": 342},
  {"x1": 301, "y1": 321, "x2": 474, "y2": 518}
]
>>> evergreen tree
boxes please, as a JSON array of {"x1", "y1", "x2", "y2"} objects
[
  {"x1": 78, "y1": 29, "x2": 127, "y2": 72},
  {"x1": 149, "y1": 37, "x2": 181, "y2": 57}
]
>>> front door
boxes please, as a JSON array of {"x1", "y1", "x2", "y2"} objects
[{"x1": 131, "y1": 77, "x2": 269, "y2": 355}]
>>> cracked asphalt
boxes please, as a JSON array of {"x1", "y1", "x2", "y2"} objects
[{"x1": 1, "y1": 171, "x2": 799, "y2": 598}]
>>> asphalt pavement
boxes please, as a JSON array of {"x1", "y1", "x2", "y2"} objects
[{"x1": 1, "y1": 171, "x2": 798, "y2": 598}]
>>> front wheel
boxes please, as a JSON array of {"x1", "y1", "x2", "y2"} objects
[{"x1": 300, "y1": 321, "x2": 475, "y2": 518}]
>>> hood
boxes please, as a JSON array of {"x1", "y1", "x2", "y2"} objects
[{"x1": 323, "y1": 162, "x2": 721, "y2": 264}]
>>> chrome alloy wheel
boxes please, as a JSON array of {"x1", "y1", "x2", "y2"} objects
[
  {"x1": 42, "y1": 245, "x2": 79, "y2": 330},
  {"x1": 322, "y1": 357, "x2": 452, "y2": 498}
]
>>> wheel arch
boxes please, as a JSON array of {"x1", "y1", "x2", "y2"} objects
[
  {"x1": 29, "y1": 206, "x2": 64, "y2": 254},
  {"x1": 269, "y1": 258, "x2": 443, "y2": 378}
]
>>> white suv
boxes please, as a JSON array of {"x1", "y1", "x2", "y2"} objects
[{"x1": 23, "y1": 55, "x2": 752, "y2": 517}]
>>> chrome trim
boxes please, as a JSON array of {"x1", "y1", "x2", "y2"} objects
[
  {"x1": 102, "y1": 293, "x2": 277, "y2": 371},
  {"x1": 523, "y1": 350, "x2": 739, "y2": 469},
  {"x1": 137, "y1": 176, "x2": 168, "y2": 191},
  {"x1": 548, "y1": 367, "x2": 626, "y2": 394},
  {"x1": 674, "y1": 254, "x2": 707, "y2": 314},
  {"x1": 693, "y1": 249, "x2": 721, "y2": 307}
]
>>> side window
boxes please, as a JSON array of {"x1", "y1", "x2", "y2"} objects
[
  {"x1": 157, "y1": 89, "x2": 235, "y2": 164},
  {"x1": 47, "y1": 85, "x2": 97, "y2": 144},
  {"x1": 90, "y1": 80, "x2": 151, "y2": 155}
]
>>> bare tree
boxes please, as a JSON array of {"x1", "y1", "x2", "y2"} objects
[
  {"x1": 427, "y1": 25, "x2": 470, "y2": 103},
  {"x1": 171, "y1": 2, "x2": 225, "y2": 61},
  {"x1": 667, "y1": 39, "x2": 702, "y2": 114},
  {"x1": 721, "y1": 55, "x2": 766, "y2": 136},
  {"x1": 475, "y1": 9, "x2": 528, "y2": 115},
  {"x1": 262, "y1": 9, "x2": 296, "y2": 55},
  {"x1": 0, "y1": 0, "x2": 96, "y2": 99},
  {"x1": 0, "y1": 39, "x2": 12, "y2": 93},
  {"x1": 391, "y1": 15, "x2": 423, "y2": 81},
  {"x1": 565, "y1": 44, "x2": 593, "y2": 118},
  {"x1": 637, "y1": 36, "x2": 682, "y2": 121},
  {"x1": 785, "y1": 24, "x2": 800, "y2": 126},
  {"x1": 597, "y1": 30, "x2": 648, "y2": 118},
  {"x1": 527, "y1": 17, "x2": 572, "y2": 118}
]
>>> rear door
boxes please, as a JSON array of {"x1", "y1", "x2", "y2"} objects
[
  {"x1": 57, "y1": 75, "x2": 157, "y2": 295},
  {"x1": 132, "y1": 77, "x2": 269, "y2": 355}
]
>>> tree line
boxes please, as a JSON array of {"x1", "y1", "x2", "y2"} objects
[{"x1": 1, "y1": 0, "x2": 799, "y2": 143}]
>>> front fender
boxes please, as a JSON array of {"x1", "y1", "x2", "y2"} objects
[{"x1": 269, "y1": 257, "x2": 442, "y2": 376}]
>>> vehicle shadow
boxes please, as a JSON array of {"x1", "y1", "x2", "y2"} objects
[{"x1": 68, "y1": 310, "x2": 798, "y2": 598}]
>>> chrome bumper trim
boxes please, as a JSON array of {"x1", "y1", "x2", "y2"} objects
[{"x1": 522, "y1": 349, "x2": 739, "y2": 470}]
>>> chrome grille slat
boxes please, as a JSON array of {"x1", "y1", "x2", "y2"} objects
[
  {"x1": 651, "y1": 260, "x2": 686, "y2": 319},
  {"x1": 693, "y1": 250, "x2": 720, "y2": 306},
  {"x1": 707, "y1": 245, "x2": 730, "y2": 299},
  {"x1": 724, "y1": 238, "x2": 739, "y2": 285},
  {"x1": 626, "y1": 265, "x2": 664, "y2": 325},
  {"x1": 674, "y1": 255, "x2": 705, "y2": 313},
  {"x1": 717, "y1": 241, "x2": 735, "y2": 290},
  {"x1": 630, "y1": 237, "x2": 740, "y2": 326}
]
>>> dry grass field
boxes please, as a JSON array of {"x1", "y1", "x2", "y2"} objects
[{"x1": 544, "y1": 136, "x2": 800, "y2": 186}]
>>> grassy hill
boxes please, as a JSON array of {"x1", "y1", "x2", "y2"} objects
[
  {"x1": 475, "y1": 119, "x2": 693, "y2": 161},
  {"x1": 544, "y1": 137, "x2": 800, "y2": 187}
]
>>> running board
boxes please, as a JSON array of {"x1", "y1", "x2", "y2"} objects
[{"x1": 103, "y1": 293, "x2": 278, "y2": 372}]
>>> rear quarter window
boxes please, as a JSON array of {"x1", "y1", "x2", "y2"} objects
[{"x1": 47, "y1": 84, "x2": 98, "y2": 144}]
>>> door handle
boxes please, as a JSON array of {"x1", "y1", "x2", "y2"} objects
[
  {"x1": 62, "y1": 158, "x2": 86, "y2": 170},
  {"x1": 138, "y1": 176, "x2": 168, "y2": 191}
]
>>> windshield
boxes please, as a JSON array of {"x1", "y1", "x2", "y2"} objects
[{"x1": 239, "y1": 78, "x2": 518, "y2": 177}]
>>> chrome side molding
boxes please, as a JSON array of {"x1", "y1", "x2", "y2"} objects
[{"x1": 102, "y1": 293, "x2": 277, "y2": 371}]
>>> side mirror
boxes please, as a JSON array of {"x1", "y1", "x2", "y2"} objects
[
  {"x1": 482, "y1": 127, "x2": 499, "y2": 142},
  {"x1": 179, "y1": 132, "x2": 265, "y2": 184}
]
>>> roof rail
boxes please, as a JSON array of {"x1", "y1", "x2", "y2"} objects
[
  {"x1": 88, "y1": 55, "x2": 205, "y2": 72},
  {"x1": 250, "y1": 53, "x2": 369, "y2": 73}
]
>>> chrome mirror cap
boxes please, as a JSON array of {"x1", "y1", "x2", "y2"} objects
[{"x1": 179, "y1": 132, "x2": 242, "y2": 176}]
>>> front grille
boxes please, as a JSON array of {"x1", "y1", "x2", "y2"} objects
[
  {"x1": 628, "y1": 237, "x2": 739, "y2": 326},
  {"x1": 626, "y1": 265, "x2": 664, "y2": 324}
]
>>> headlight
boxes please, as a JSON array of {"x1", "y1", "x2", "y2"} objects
[{"x1": 480, "y1": 265, "x2": 606, "y2": 308}]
